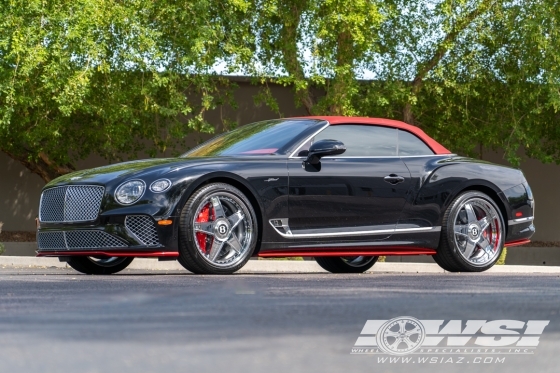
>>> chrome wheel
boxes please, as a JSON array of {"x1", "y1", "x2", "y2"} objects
[
  {"x1": 192, "y1": 192, "x2": 254, "y2": 268},
  {"x1": 341, "y1": 256, "x2": 377, "y2": 267},
  {"x1": 453, "y1": 197, "x2": 503, "y2": 266}
]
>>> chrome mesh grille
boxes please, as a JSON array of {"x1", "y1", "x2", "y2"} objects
[
  {"x1": 37, "y1": 231, "x2": 66, "y2": 250},
  {"x1": 65, "y1": 231, "x2": 127, "y2": 249},
  {"x1": 39, "y1": 186, "x2": 104, "y2": 222},
  {"x1": 37, "y1": 231, "x2": 127, "y2": 250},
  {"x1": 39, "y1": 188, "x2": 66, "y2": 222},
  {"x1": 125, "y1": 215, "x2": 160, "y2": 246}
]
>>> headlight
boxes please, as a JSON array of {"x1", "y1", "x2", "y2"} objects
[
  {"x1": 115, "y1": 180, "x2": 145, "y2": 205},
  {"x1": 150, "y1": 179, "x2": 172, "y2": 193}
]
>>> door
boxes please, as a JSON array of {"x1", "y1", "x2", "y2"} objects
[{"x1": 286, "y1": 124, "x2": 412, "y2": 239}]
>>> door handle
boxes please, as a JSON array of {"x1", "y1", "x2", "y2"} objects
[{"x1": 384, "y1": 174, "x2": 405, "y2": 185}]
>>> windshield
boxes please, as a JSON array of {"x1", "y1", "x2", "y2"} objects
[{"x1": 182, "y1": 119, "x2": 324, "y2": 157}]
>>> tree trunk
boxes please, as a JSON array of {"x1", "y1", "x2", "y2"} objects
[
  {"x1": 329, "y1": 30, "x2": 354, "y2": 115},
  {"x1": 403, "y1": 103, "x2": 415, "y2": 125},
  {"x1": 280, "y1": 2, "x2": 315, "y2": 115},
  {"x1": 2, "y1": 149, "x2": 74, "y2": 183}
]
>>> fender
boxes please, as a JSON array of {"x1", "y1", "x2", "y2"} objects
[
  {"x1": 171, "y1": 170, "x2": 265, "y2": 218},
  {"x1": 399, "y1": 157, "x2": 525, "y2": 229}
]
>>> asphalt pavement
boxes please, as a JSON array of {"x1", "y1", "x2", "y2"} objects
[{"x1": 0, "y1": 267, "x2": 559, "y2": 373}]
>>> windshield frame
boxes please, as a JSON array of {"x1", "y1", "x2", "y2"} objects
[{"x1": 180, "y1": 119, "x2": 328, "y2": 158}]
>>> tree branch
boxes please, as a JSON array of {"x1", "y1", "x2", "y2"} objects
[
  {"x1": 2, "y1": 148, "x2": 74, "y2": 183},
  {"x1": 404, "y1": 0, "x2": 496, "y2": 124}
]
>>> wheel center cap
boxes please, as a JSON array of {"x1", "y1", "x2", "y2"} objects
[
  {"x1": 469, "y1": 224, "x2": 480, "y2": 239},
  {"x1": 214, "y1": 219, "x2": 230, "y2": 240}
]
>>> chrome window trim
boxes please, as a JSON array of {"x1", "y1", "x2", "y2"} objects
[
  {"x1": 289, "y1": 154, "x2": 454, "y2": 160},
  {"x1": 288, "y1": 121, "x2": 453, "y2": 159},
  {"x1": 288, "y1": 121, "x2": 331, "y2": 158},
  {"x1": 268, "y1": 219, "x2": 440, "y2": 238}
]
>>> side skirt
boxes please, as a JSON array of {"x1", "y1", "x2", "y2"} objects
[{"x1": 258, "y1": 247, "x2": 436, "y2": 258}]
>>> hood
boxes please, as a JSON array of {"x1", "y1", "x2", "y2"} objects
[
  {"x1": 45, "y1": 155, "x2": 282, "y2": 189},
  {"x1": 45, "y1": 158, "x2": 197, "y2": 187}
]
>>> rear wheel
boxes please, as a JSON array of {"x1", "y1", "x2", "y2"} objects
[
  {"x1": 178, "y1": 183, "x2": 258, "y2": 274},
  {"x1": 67, "y1": 257, "x2": 134, "y2": 275},
  {"x1": 315, "y1": 256, "x2": 378, "y2": 273},
  {"x1": 433, "y1": 191, "x2": 505, "y2": 272}
]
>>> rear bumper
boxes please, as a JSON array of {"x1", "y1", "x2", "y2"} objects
[
  {"x1": 505, "y1": 220, "x2": 535, "y2": 247},
  {"x1": 503, "y1": 181, "x2": 535, "y2": 245},
  {"x1": 506, "y1": 217, "x2": 535, "y2": 246}
]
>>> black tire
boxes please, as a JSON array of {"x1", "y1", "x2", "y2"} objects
[
  {"x1": 67, "y1": 257, "x2": 134, "y2": 275},
  {"x1": 433, "y1": 191, "x2": 505, "y2": 272},
  {"x1": 315, "y1": 256, "x2": 378, "y2": 273},
  {"x1": 178, "y1": 182, "x2": 259, "y2": 275}
]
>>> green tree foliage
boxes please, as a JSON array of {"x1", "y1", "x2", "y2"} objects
[
  {"x1": 248, "y1": 0, "x2": 560, "y2": 164},
  {"x1": 0, "y1": 0, "x2": 246, "y2": 181},
  {"x1": 1, "y1": 0, "x2": 559, "y2": 182}
]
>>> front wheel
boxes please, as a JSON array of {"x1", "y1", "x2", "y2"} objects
[
  {"x1": 178, "y1": 183, "x2": 258, "y2": 274},
  {"x1": 315, "y1": 256, "x2": 378, "y2": 273},
  {"x1": 67, "y1": 257, "x2": 134, "y2": 275},
  {"x1": 433, "y1": 191, "x2": 505, "y2": 272}
]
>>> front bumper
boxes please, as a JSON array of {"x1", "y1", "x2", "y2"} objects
[{"x1": 36, "y1": 214, "x2": 180, "y2": 257}]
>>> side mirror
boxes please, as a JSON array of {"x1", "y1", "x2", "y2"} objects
[{"x1": 305, "y1": 139, "x2": 346, "y2": 165}]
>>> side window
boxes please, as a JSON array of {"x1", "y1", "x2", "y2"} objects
[
  {"x1": 397, "y1": 130, "x2": 434, "y2": 156},
  {"x1": 311, "y1": 125, "x2": 397, "y2": 156}
]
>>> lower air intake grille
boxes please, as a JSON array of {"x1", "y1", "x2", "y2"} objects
[
  {"x1": 125, "y1": 215, "x2": 160, "y2": 246},
  {"x1": 37, "y1": 231, "x2": 127, "y2": 251},
  {"x1": 37, "y1": 231, "x2": 66, "y2": 250}
]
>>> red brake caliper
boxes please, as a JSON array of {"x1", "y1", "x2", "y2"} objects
[{"x1": 196, "y1": 203, "x2": 215, "y2": 253}]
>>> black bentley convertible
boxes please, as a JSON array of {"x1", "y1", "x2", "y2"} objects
[{"x1": 36, "y1": 116, "x2": 535, "y2": 274}]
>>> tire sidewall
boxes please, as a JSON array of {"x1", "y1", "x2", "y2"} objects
[
  {"x1": 180, "y1": 183, "x2": 258, "y2": 274},
  {"x1": 315, "y1": 256, "x2": 378, "y2": 273},
  {"x1": 67, "y1": 256, "x2": 134, "y2": 275},
  {"x1": 445, "y1": 191, "x2": 505, "y2": 271}
]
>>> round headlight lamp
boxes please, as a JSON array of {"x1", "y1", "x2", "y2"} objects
[
  {"x1": 150, "y1": 179, "x2": 172, "y2": 193},
  {"x1": 115, "y1": 180, "x2": 146, "y2": 205}
]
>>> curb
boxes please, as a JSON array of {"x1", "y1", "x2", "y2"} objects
[{"x1": 1, "y1": 256, "x2": 560, "y2": 274}]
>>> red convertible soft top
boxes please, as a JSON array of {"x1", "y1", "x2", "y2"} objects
[{"x1": 298, "y1": 116, "x2": 452, "y2": 155}]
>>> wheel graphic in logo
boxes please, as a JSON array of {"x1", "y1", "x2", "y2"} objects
[{"x1": 376, "y1": 317, "x2": 425, "y2": 355}]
